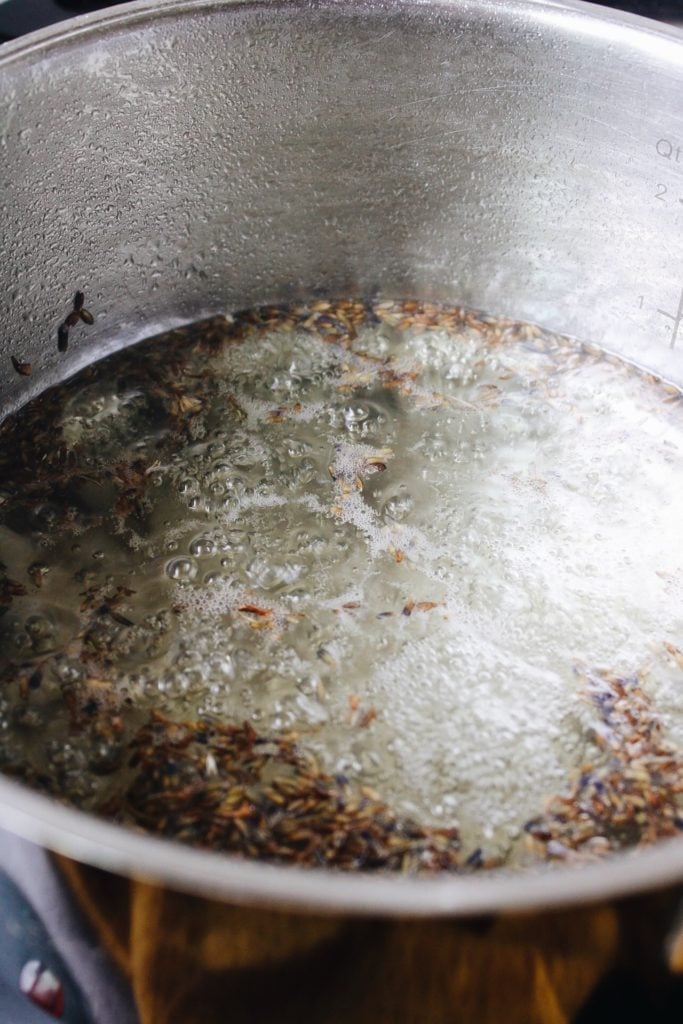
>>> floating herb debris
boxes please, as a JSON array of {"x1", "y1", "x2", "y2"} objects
[
  {"x1": 104, "y1": 711, "x2": 467, "y2": 872},
  {"x1": 525, "y1": 668, "x2": 683, "y2": 861},
  {"x1": 0, "y1": 564, "x2": 26, "y2": 614},
  {"x1": 0, "y1": 298, "x2": 681, "y2": 870}
]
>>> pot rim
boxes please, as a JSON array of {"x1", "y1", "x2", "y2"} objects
[
  {"x1": 1, "y1": 0, "x2": 683, "y2": 915},
  {"x1": 2, "y1": 770, "x2": 683, "y2": 914},
  {"x1": 0, "y1": 0, "x2": 682, "y2": 69}
]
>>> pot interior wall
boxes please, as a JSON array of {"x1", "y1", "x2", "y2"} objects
[{"x1": 1, "y1": 0, "x2": 683, "y2": 422}]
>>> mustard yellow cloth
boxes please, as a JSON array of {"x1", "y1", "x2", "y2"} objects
[{"x1": 56, "y1": 857, "x2": 682, "y2": 1024}]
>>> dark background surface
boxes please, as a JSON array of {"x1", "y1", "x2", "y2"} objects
[
  {"x1": 0, "y1": 0, "x2": 122, "y2": 43},
  {"x1": 0, "y1": 0, "x2": 682, "y2": 43}
]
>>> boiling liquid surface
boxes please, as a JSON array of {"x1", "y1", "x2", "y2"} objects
[{"x1": 1, "y1": 302, "x2": 682, "y2": 866}]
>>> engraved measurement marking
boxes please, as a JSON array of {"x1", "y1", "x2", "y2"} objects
[
  {"x1": 657, "y1": 285, "x2": 683, "y2": 349},
  {"x1": 656, "y1": 138, "x2": 682, "y2": 163},
  {"x1": 653, "y1": 184, "x2": 683, "y2": 203},
  {"x1": 654, "y1": 139, "x2": 683, "y2": 203}
]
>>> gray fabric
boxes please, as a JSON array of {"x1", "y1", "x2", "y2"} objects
[{"x1": 0, "y1": 826, "x2": 137, "y2": 1024}]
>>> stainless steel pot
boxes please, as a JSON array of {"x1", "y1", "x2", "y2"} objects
[{"x1": 1, "y1": 0, "x2": 683, "y2": 916}]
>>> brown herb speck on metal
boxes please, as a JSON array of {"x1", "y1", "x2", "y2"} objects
[
  {"x1": 57, "y1": 323, "x2": 70, "y2": 352},
  {"x1": 58, "y1": 290, "x2": 94, "y2": 352},
  {"x1": 11, "y1": 356, "x2": 32, "y2": 376}
]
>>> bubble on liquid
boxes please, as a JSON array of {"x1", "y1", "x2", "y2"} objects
[
  {"x1": 270, "y1": 372, "x2": 302, "y2": 394},
  {"x1": 343, "y1": 402, "x2": 370, "y2": 425},
  {"x1": 54, "y1": 659, "x2": 83, "y2": 684},
  {"x1": 89, "y1": 740, "x2": 123, "y2": 774},
  {"x1": 383, "y1": 491, "x2": 414, "y2": 522},
  {"x1": 290, "y1": 457, "x2": 317, "y2": 486},
  {"x1": 220, "y1": 532, "x2": 249, "y2": 557},
  {"x1": 24, "y1": 615, "x2": 54, "y2": 640},
  {"x1": 296, "y1": 693, "x2": 329, "y2": 725},
  {"x1": 190, "y1": 535, "x2": 216, "y2": 557},
  {"x1": 285, "y1": 438, "x2": 312, "y2": 458},
  {"x1": 165, "y1": 557, "x2": 198, "y2": 581},
  {"x1": 245, "y1": 557, "x2": 302, "y2": 590}
]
